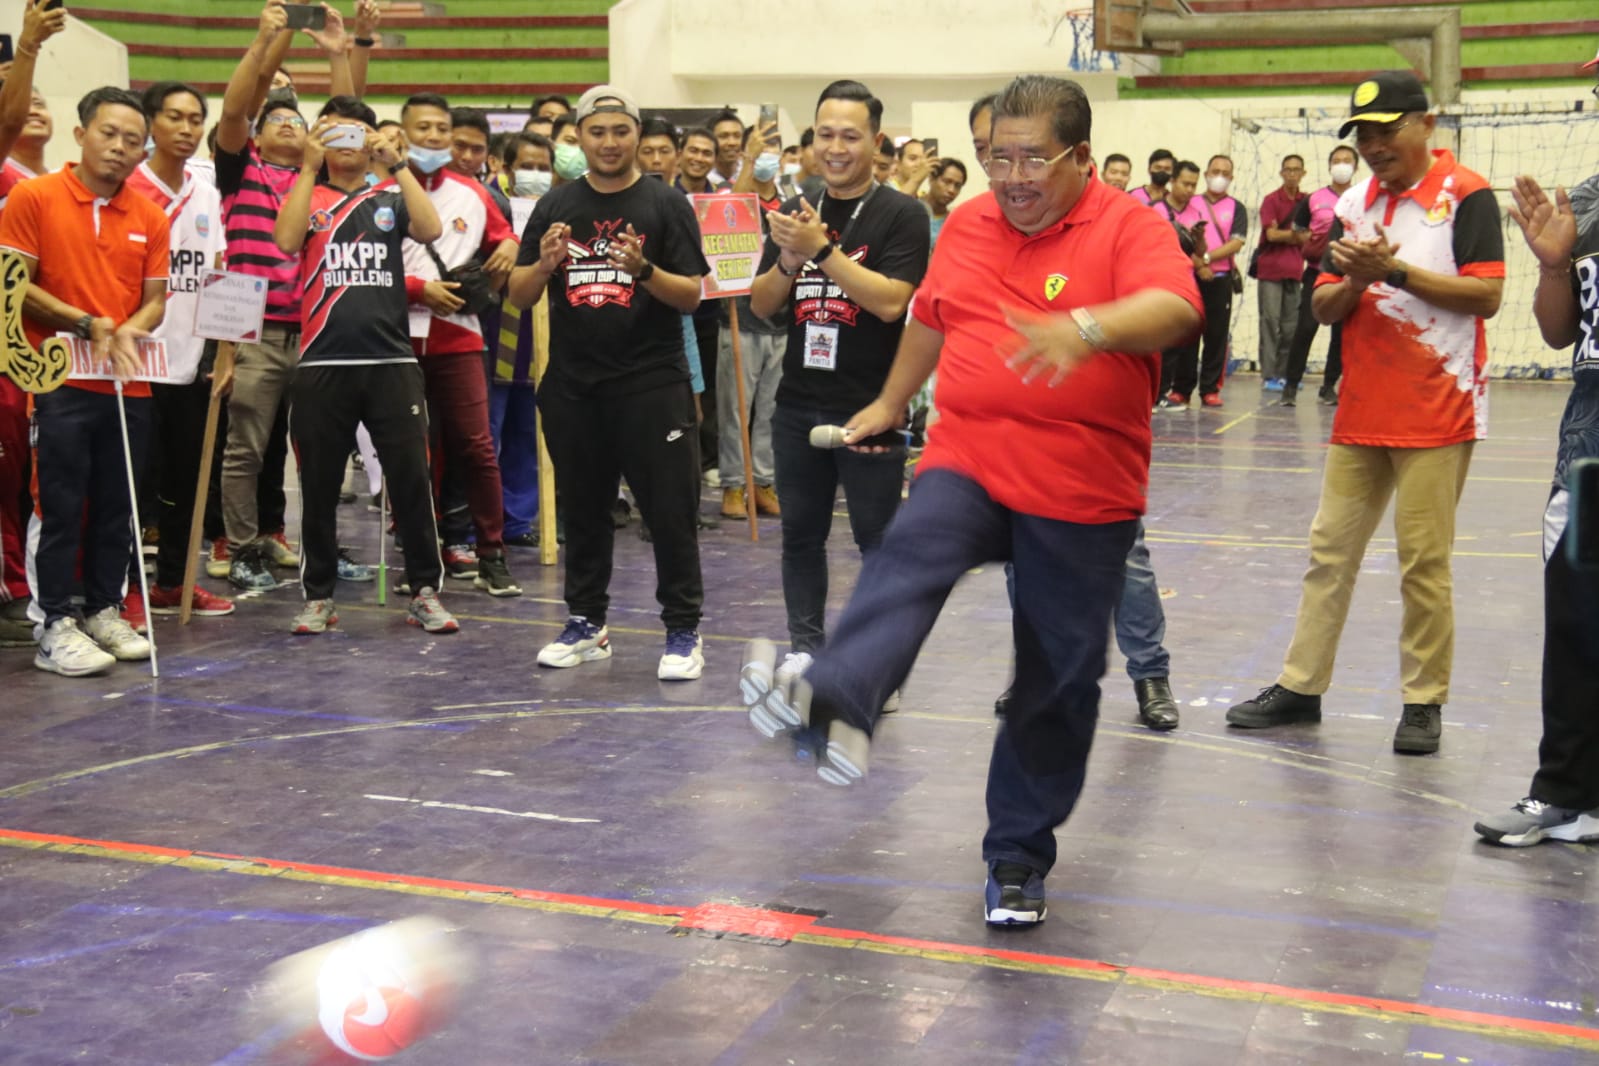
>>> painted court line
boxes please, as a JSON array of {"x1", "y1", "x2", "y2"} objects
[
  {"x1": 2, "y1": 826, "x2": 1596, "y2": 1054},
  {"x1": 363, "y1": 793, "x2": 601, "y2": 824}
]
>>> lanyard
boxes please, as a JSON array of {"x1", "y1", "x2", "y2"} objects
[{"x1": 810, "y1": 180, "x2": 878, "y2": 253}]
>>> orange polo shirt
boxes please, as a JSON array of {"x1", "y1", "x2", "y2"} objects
[
  {"x1": 911, "y1": 179, "x2": 1203, "y2": 523},
  {"x1": 0, "y1": 163, "x2": 170, "y2": 399}
]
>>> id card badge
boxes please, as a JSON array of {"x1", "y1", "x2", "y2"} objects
[{"x1": 803, "y1": 321, "x2": 840, "y2": 371}]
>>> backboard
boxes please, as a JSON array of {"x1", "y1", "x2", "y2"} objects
[{"x1": 1093, "y1": 0, "x2": 1194, "y2": 57}]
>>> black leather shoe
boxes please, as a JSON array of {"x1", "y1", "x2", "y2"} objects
[{"x1": 1135, "y1": 677, "x2": 1179, "y2": 731}]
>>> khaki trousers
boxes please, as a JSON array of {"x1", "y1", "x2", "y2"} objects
[{"x1": 1278, "y1": 441, "x2": 1474, "y2": 705}]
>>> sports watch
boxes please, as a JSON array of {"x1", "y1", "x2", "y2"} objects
[
  {"x1": 1385, "y1": 266, "x2": 1408, "y2": 290},
  {"x1": 73, "y1": 314, "x2": 94, "y2": 340}
]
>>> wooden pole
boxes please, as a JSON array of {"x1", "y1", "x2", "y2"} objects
[
  {"x1": 531, "y1": 296, "x2": 558, "y2": 567},
  {"x1": 179, "y1": 341, "x2": 230, "y2": 625},
  {"x1": 726, "y1": 303, "x2": 758, "y2": 541}
]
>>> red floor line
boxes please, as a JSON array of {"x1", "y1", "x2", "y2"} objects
[{"x1": 6, "y1": 826, "x2": 1598, "y2": 1048}]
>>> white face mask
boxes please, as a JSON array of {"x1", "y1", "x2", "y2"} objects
[
  {"x1": 1329, "y1": 162, "x2": 1356, "y2": 185},
  {"x1": 513, "y1": 169, "x2": 552, "y2": 197},
  {"x1": 781, "y1": 162, "x2": 802, "y2": 178},
  {"x1": 1206, "y1": 174, "x2": 1231, "y2": 195}
]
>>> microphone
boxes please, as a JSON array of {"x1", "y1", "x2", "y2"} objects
[
  {"x1": 809, "y1": 424, "x2": 909, "y2": 450},
  {"x1": 809, "y1": 424, "x2": 854, "y2": 449}
]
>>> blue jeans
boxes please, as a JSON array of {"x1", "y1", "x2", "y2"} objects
[
  {"x1": 803, "y1": 469, "x2": 1136, "y2": 876},
  {"x1": 1004, "y1": 519, "x2": 1169, "y2": 681},
  {"x1": 489, "y1": 383, "x2": 540, "y2": 538},
  {"x1": 772, "y1": 402, "x2": 905, "y2": 653}
]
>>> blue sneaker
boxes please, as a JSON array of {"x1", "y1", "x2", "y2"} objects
[
  {"x1": 658, "y1": 628, "x2": 704, "y2": 680},
  {"x1": 227, "y1": 541, "x2": 277, "y2": 591},
  {"x1": 985, "y1": 862, "x2": 1047, "y2": 926},
  {"x1": 538, "y1": 616, "x2": 611, "y2": 668},
  {"x1": 336, "y1": 546, "x2": 375, "y2": 582},
  {"x1": 1263, "y1": 377, "x2": 1285, "y2": 392}
]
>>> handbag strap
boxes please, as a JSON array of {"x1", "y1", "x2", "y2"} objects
[{"x1": 423, "y1": 241, "x2": 453, "y2": 277}]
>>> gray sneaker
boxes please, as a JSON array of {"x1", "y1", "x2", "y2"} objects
[
  {"x1": 407, "y1": 587, "x2": 459, "y2": 634},
  {"x1": 0, "y1": 596, "x2": 36, "y2": 647},
  {"x1": 1475, "y1": 798, "x2": 1599, "y2": 847},
  {"x1": 291, "y1": 599, "x2": 338, "y2": 635},
  {"x1": 228, "y1": 541, "x2": 277, "y2": 591}
]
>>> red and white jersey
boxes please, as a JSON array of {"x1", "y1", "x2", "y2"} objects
[
  {"x1": 395, "y1": 168, "x2": 514, "y2": 355},
  {"x1": 0, "y1": 159, "x2": 39, "y2": 215},
  {"x1": 126, "y1": 162, "x2": 227, "y2": 384}
]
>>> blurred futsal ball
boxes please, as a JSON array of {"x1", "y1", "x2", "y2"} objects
[{"x1": 254, "y1": 916, "x2": 470, "y2": 1063}]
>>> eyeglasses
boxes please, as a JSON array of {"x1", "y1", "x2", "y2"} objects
[
  {"x1": 981, "y1": 147, "x2": 1071, "y2": 182},
  {"x1": 1352, "y1": 118, "x2": 1416, "y2": 145},
  {"x1": 263, "y1": 114, "x2": 306, "y2": 129}
]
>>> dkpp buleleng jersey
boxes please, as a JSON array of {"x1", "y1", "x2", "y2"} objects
[
  {"x1": 298, "y1": 183, "x2": 414, "y2": 365},
  {"x1": 126, "y1": 162, "x2": 227, "y2": 384}
]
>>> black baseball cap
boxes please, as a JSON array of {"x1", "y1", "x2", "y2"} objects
[{"x1": 1338, "y1": 71, "x2": 1429, "y2": 138}]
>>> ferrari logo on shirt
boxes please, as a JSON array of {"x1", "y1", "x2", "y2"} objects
[{"x1": 1044, "y1": 274, "x2": 1068, "y2": 301}]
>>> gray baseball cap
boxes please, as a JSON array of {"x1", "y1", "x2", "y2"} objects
[{"x1": 575, "y1": 85, "x2": 640, "y2": 126}]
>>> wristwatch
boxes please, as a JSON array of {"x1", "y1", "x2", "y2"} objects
[
  {"x1": 1070, "y1": 308, "x2": 1109, "y2": 352},
  {"x1": 1385, "y1": 265, "x2": 1408, "y2": 290},
  {"x1": 387, "y1": 161, "x2": 407, "y2": 176},
  {"x1": 1202, "y1": 252, "x2": 1211, "y2": 265},
  {"x1": 73, "y1": 314, "x2": 94, "y2": 340},
  {"x1": 635, "y1": 260, "x2": 656, "y2": 282},
  {"x1": 812, "y1": 242, "x2": 836, "y2": 266},
  {"x1": 777, "y1": 259, "x2": 800, "y2": 278}
]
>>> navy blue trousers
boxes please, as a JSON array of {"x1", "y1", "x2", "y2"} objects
[{"x1": 803, "y1": 468, "x2": 1135, "y2": 875}]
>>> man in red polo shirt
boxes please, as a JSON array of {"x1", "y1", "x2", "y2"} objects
[
  {"x1": 0, "y1": 86, "x2": 170, "y2": 676},
  {"x1": 740, "y1": 74, "x2": 1201, "y2": 927},
  {"x1": 1227, "y1": 71, "x2": 1504, "y2": 755}
]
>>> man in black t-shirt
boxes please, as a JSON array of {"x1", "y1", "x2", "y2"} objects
[
  {"x1": 508, "y1": 84, "x2": 712, "y2": 682},
  {"x1": 273, "y1": 95, "x2": 456, "y2": 637},
  {"x1": 748, "y1": 79, "x2": 931, "y2": 672}
]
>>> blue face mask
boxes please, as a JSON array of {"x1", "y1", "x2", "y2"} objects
[
  {"x1": 554, "y1": 143, "x2": 588, "y2": 181},
  {"x1": 753, "y1": 152, "x2": 781, "y2": 182},
  {"x1": 407, "y1": 145, "x2": 453, "y2": 174}
]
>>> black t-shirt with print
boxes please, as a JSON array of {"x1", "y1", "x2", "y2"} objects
[
  {"x1": 1554, "y1": 173, "x2": 1599, "y2": 492},
  {"x1": 758, "y1": 183, "x2": 931, "y2": 416},
  {"x1": 520, "y1": 175, "x2": 711, "y2": 395},
  {"x1": 299, "y1": 182, "x2": 413, "y2": 364}
]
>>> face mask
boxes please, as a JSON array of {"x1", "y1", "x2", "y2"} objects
[
  {"x1": 1206, "y1": 174, "x2": 1231, "y2": 195},
  {"x1": 1150, "y1": 170, "x2": 1171, "y2": 188},
  {"x1": 753, "y1": 152, "x2": 781, "y2": 182},
  {"x1": 1329, "y1": 162, "x2": 1355, "y2": 185},
  {"x1": 782, "y1": 162, "x2": 801, "y2": 178},
  {"x1": 513, "y1": 169, "x2": 552, "y2": 197},
  {"x1": 554, "y1": 143, "x2": 588, "y2": 181},
  {"x1": 407, "y1": 145, "x2": 452, "y2": 174}
]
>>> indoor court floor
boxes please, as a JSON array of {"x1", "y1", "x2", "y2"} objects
[{"x1": 0, "y1": 380, "x2": 1595, "y2": 1065}]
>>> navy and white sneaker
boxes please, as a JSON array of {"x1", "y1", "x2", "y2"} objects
[
  {"x1": 740, "y1": 638, "x2": 869, "y2": 786},
  {"x1": 985, "y1": 861, "x2": 1047, "y2": 926},
  {"x1": 538, "y1": 616, "x2": 611, "y2": 668},
  {"x1": 658, "y1": 628, "x2": 704, "y2": 680}
]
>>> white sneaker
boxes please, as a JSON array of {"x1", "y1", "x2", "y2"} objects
[
  {"x1": 774, "y1": 651, "x2": 813, "y2": 694},
  {"x1": 658, "y1": 629, "x2": 704, "y2": 681},
  {"x1": 83, "y1": 605, "x2": 151, "y2": 661},
  {"x1": 882, "y1": 689, "x2": 901, "y2": 713},
  {"x1": 703, "y1": 467, "x2": 720, "y2": 488},
  {"x1": 34, "y1": 617, "x2": 116, "y2": 676},
  {"x1": 538, "y1": 617, "x2": 612, "y2": 668}
]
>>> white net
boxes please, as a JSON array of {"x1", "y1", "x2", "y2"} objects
[{"x1": 1225, "y1": 102, "x2": 1599, "y2": 379}]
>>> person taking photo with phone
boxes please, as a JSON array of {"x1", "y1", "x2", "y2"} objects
[{"x1": 273, "y1": 96, "x2": 453, "y2": 638}]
